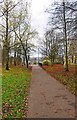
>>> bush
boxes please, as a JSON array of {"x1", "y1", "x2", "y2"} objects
[
  {"x1": 42, "y1": 60, "x2": 51, "y2": 66},
  {"x1": 33, "y1": 61, "x2": 37, "y2": 64},
  {"x1": 53, "y1": 61, "x2": 63, "y2": 64},
  {"x1": 43, "y1": 56, "x2": 49, "y2": 61}
]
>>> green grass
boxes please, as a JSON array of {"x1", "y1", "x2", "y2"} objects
[
  {"x1": 0, "y1": 68, "x2": 2, "y2": 119},
  {"x1": 2, "y1": 66, "x2": 31, "y2": 118},
  {"x1": 0, "y1": 77, "x2": 2, "y2": 119}
]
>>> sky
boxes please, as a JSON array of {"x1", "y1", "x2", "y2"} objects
[
  {"x1": 31, "y1": 0, "x2": 52, "y2": 37},
  {"x1": 0, "y1": 0, "x2": 75, "y2": 57},
  {"x1": 30, "y1": 0, "x2": 75, "y2": 57},
  {"x1": 31, "y1": 0, "x2": 74, "y2": 37},
  {"x1": 0, "y1": 0, "x2": 53, "y2": 57},
  {"x1": 30, "y1": 0, "x2": 54, "y2": 57}
]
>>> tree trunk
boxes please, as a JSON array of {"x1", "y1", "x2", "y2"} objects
[
  {"x1": 6, "y1": 61, "x2": 9, "y2": 70},
  {"x1": 25, "y1": 51, "x2": 28, "y2": 68},
  {"x1": 72, "y1": 55, "x2": 73, "y2": 63},
  {"x1": 5, "y1": 0, "x2": 9, "y2": 70},
  {"x1": 50, "y1": 55, "x2": 52, "y2": 65},
  {"x1": 63, "y1": 1, "x2": 68, "y2": 71},
  {"x1": 74, "y1": 56, "x2": 76, "y2": 64},
  {"x1": 6, "y1": 49, "x2": 9, "y2": 70},
  {"x1": 14, "y1": 51, "x2": 16, "y2": 66}
]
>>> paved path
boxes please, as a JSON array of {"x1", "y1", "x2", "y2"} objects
[{"x1": 27, "y1": 65, "x2": 75, "y2": 118}]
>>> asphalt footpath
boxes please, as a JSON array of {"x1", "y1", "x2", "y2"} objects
[{"x1": 27, "y1": 65, "x2": 75, "y2": 118}]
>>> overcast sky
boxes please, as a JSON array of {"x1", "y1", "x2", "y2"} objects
[
  {"x1": 30, "y1": 0, "x2": 54, "y2": 57},
  {"x1": 0, "y1": 0, "x2": 75, "y2": 57},
  {"x1": 30, "y1": 0, "x2": 75, "y2": 57},
  {"x1": 31, "y1": 0, "x2": 53, "y2": 37},
  {"x1": 31, "y1": 0, "x2": 74, "y2": 37}
]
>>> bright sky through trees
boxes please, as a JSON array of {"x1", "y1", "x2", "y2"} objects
[
  {"x1": 30, "y1": 0, "x2": 53, "y2": 57},
  {"x1": 30, "y1": 0, "x2": 76, "y2": 57},
  {"x1": 31, "y1": 0, "x2": 52, "y2": 37}
]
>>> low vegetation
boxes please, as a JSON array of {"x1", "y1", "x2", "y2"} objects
[
  {"x1": 0, "y1": 69, "x2": 2, "y2": 119},
  {"x1": 2, "y1": 65, "x2": 31, "y2": 118},
  {"x1": 42, "y1": 64, "x2": 77, "y2": 96},
  {"x1": 42, "y1": 60, "x2": 51, "y2": 66}
]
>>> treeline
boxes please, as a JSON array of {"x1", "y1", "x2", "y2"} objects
[
  {"x1": 0, "y1": 0, "x2": 37, "y2": 70},
  {"x1": 40, "y1": 0, "x2": 77, "y2": 71}
]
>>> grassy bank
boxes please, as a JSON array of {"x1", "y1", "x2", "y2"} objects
[
  {"x1": 42, "y1": 64, "x2": 77, "y2": 96},
  {"x1": 0, "y1": 67, "x2": 2, "y2": 119},
  {"x1": 2, "y1": 65, "x2": 32, "y2": 118}
]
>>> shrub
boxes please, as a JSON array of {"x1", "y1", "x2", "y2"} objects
[
  {"x1": 53, "y1": 61, "x2": 63, "y2": 64},
  {"x1": 42, "y1": 60, "x2": 51, "y2": 66},
  {"x1": 33, "y1": 61, "x2": 37, "y2": 64},
  {"x1": 43, "y1": 56, "x2": 49, "y2": 61}
]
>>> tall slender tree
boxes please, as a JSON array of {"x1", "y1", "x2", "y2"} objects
[
  {"x1": 63, "y1": 0, "x2": 68, "y2": 71},
  {"x1": 5, "y1": 0, "x2": 9, "y2": 70},
  {"x1": 0, "y1": 0, "x2": 20, "y2": 70}
]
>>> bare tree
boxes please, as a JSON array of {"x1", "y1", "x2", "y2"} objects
[
  {"x1": 0, "y1": 0, "x2": 20, "y2": 70},
  {"x1": 46, "y1": 0, "x2": 75, "y2": 71},
  {"x1": 12, "y1": 1, "x2": 38, "y2": 68}
]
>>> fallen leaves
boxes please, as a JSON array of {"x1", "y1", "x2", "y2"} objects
[
  {"x1": 42, "y1": 64, "x2": 77, "y2": 96},
  {"x1": 2, "y1": 65, "x2": 31, "y2": 118}
]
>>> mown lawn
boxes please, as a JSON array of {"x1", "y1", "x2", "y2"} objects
[
  {"x1": 2, "y1": 65, "x2": 32, "y2": 118},
  {"x1": 42, "y1": 64, "x2": 77, "y2": 96}
]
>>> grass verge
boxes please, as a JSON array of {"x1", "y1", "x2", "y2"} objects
[
  {"x1": 0, "y1": 67, "x2": 2, "y2": 119},
  {"x1": 2, "y1": 65, "x2": 32, "y2": 118}
]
